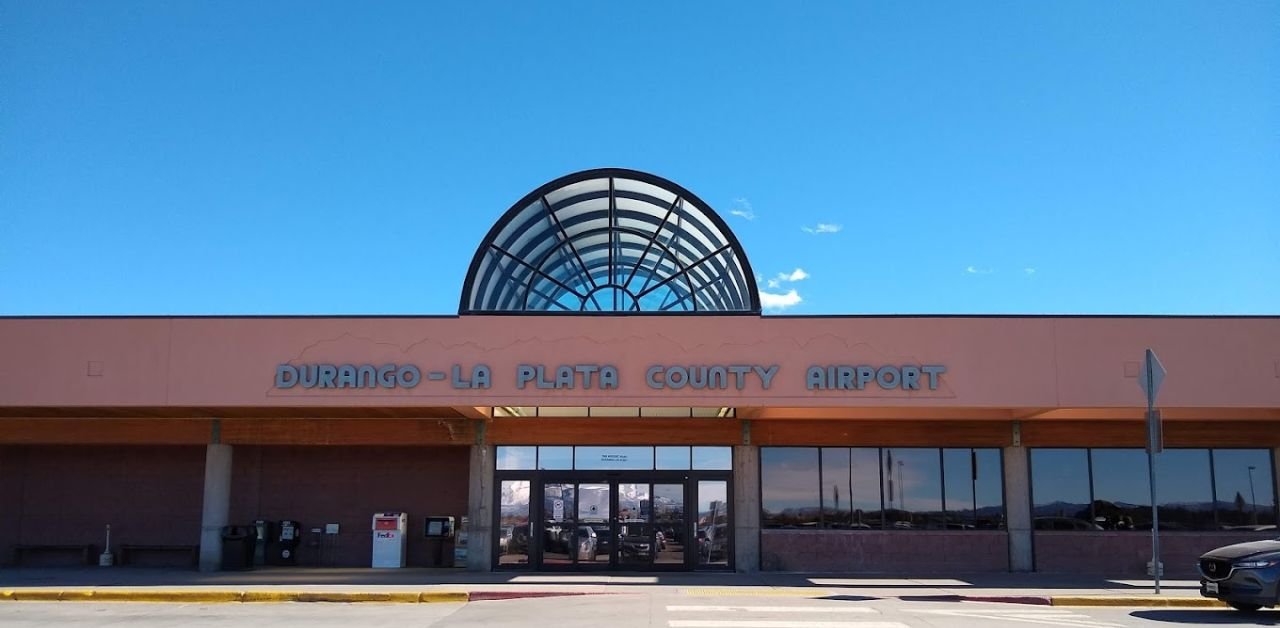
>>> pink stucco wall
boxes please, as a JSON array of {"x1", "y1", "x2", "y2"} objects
[{"x1": 0, "y1": 316, "x2": 1277, "y2": 409}]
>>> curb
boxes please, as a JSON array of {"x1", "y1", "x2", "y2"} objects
[
  {"x1": 0, "y1": 590, "x2": 479, "y2": 604},
  {"x1": 1051, "y1": 596, "x2": 1227, "y2": 608}
]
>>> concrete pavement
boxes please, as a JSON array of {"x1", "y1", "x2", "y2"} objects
[{"x1": 0, "y1": 567, "x2": 1229, "y2": 607}]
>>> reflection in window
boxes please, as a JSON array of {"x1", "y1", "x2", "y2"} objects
[
  {"x1": 698, "y1": 480, "x2": 730, "y2": 566},
  {"x1": 497, "y1": 446, "x2": 536, "y2": 470},
  {"x1": 943, "y1": 449, "x2": 1004, "y2": 530},
  {"x1": 1214, "y1": 449, "x2": 1278, "y2": 528},
  {"x1": 883, "y1": 448, "x2": 943, "y2": 530},
  {"x1": 498, "y1": 480, "x2": 530, "y2": 565},
  {"x1": 1030, "y1": 448, "x2": 1277, "y2": 532},
  {"x1": 1156, "y1": 449, "x2": 1214, "y2": 530},
  {"x1": 693, "y1": 446, "x2": 732, "y2": 470},
  {"x1": 1031, "y1": 449, "x2": 1094, "y2": 530},
  {"x1": 537, "y1": 446, "x2": 573, "y2": 470},
  {"x1": 849, "y1": 448, "x2": 884, "y2": 530},
  {"x1": 761, "y1": 448, "x2": 820, "y2": 528},
  {"x1": 821, "y1": 448, "x2": 852, "y2": 528},
  {"x1": 1090, "y1": 449, "x2": 1150, "y2": 530},
  {"x1": 656, "y1": 446, "x2": 691, "y2": 470}
]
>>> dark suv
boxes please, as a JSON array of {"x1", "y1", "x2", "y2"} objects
[{"x1": 1198, "y1": 539, "x2": 1280, "y2": 612}]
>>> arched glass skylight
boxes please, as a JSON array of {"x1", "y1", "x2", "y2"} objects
[{"x1": 460, "y1": 169, "x2": 759, "y2": 314}]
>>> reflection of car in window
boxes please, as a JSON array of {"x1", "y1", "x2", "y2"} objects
[{"x1": 697, "y1": 524, "x2": 727, "y2": 561}]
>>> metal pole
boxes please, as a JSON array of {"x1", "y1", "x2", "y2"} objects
[
  {"x1": 1146, "y1": 351, "x2": 1161, "y2": 595},
  {"x1": 1248, "y1": 466, "x2": 1258, "y2": 523}
]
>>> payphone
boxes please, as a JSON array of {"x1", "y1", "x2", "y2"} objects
[{"x1": 267, "y1": 519, "x2": 301, "y2": 566}]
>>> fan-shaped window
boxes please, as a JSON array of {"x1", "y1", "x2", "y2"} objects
[{"x1": 460, "y1": 169, "x2": 760, "y2": 313}]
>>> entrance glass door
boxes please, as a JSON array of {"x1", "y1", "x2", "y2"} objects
[
  {"x1": 541, "y1": 483, "x2": 575, "y2": 566},
  {"x1": 616, "y1": 483, "x2": 652, "y2": 567},
  {"x1": 577, "y1": 483, "x2": 611, "y2": 566},
  {"x1": 653, "y1": 483, "x2": 685, "y2": 565}
]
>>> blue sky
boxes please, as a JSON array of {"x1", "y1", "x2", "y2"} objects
[{"x1": 2, "y1": 1, "x2": 1276, "y2": 315}]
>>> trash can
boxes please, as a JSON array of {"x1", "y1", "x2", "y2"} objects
[{"x1": 221, "y1": 525, "x2": 257, "y2": 571}]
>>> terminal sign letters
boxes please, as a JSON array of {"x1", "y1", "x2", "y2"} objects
[{"x1": 274, "y1": 362, "x2": 946, "y2": 393}]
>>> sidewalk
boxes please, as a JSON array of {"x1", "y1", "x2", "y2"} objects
[{"x1": 0, "y1": 567, "x2": 1222, "y2": 607}]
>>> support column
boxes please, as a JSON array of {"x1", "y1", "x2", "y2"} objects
[
  {"x1": 1004, "y1": 443, "x2": 1033, "y2": 572},
  {"x1": 466, "y1": 438, "x2": 493, "y2": 571},
  {"x1": 198, "y1": 442, "x2": 233, "y2": 572},
  {"x1": 733, "y1": 444, "x2": 760, "y2": 573}
]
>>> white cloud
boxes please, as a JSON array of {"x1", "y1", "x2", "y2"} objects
[
  {"x1": 766, "y1": 268, "x2": 808, "y2": 288},
  {"x1": 1024, "y1": 267, "x2": 1037, "y2": 275},
  {"x1": 759, "y1": 289, "x2": 802, "y2": 310},
  {"x1": 966, "y1": 266, "x2": 994, "y2": 275},
  {"x1": 802, "y1": 223, "x2": 843, "y2": 234},
  {"x1": 729, "y1": 198, "x2": 756, "y2": 221}
]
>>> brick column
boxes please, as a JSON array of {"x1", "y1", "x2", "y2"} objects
[{"x1": 1003, "y1": 445, "x2": 1033, "y2": 572}]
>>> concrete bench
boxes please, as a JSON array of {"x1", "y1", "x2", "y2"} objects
[
  {"x1": 13, "y1": 544, "x2": 95, "y2": 566},
  {"x1": 119, "y1": 544, "x2": 199, "y2": 567}
]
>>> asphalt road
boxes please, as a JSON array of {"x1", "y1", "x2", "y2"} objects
[{"x1": 2, "y1": 592, "x2": 1277, "y2": 627}]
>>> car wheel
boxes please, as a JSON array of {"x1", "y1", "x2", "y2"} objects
[{"x1": 1228, "y1": 602, "x2": 1261, "y2": 612}]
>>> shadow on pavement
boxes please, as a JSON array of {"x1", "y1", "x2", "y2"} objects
[{"x1": 1131, "y1": 609, "x2": 1280, "y2": 625}]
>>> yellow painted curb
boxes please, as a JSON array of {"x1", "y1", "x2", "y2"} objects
[
  {"x1": 420, "y1": 592, "x2": 469, "y2": 604},
  {"x1": 90, "y1": 591, "x2": 244, "y2": 604},
  {"x1": 57, "y1": 591, "x2": 96, "y2": 602},
  {"x1": 1052, "y1": 596, "x2": 1227, "y2": 608},
  {"x1": 8, "y1": 591, "x2": 63, "y2": 602},
  {"x1": 240, "y1": 591, "x2": 297, "y2": 603},
  {"x1": 0, "y1": 591, "x2": 13, "y2": 600}
]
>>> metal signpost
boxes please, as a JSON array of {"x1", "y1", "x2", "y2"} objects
[{"x1": 1139, "y1": 349, "x2": 1166, "y2": 594}]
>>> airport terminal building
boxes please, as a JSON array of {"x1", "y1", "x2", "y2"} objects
[{"x1": 2, "y1": 169, "x2": 1278, "y2": 576}]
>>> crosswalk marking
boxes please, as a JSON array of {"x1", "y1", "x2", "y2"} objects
[
  {"x1": 668, "y1": 622, "x2": 909, "y2": 628},
  {"x1": 666, "y1": 605, "x2": 877, "y2": 614},
  {"x1": 907, "y1": 607, "x2": 1126, "y2": 628}
]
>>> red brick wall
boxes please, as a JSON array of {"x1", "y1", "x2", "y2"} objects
[
  {"x1": 1034, "y1": 532, "x2": 1280, "y2": 576},
  {"x1": 761, "y1": 530, "x2": 1010, "y2": 572},
  {"x1": 228, "y1": 446, "x2": 468, "y2": 568},
  {"x1": 0, "y1": 445, "x2": 205, "y2": 566}
]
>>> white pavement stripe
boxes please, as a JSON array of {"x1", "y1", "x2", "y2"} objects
[
  {"x1": 668, "y1": 622, "x2": 908, "y2": 628},
  {"x1": 906, "y1": 609, "x2": 1126, "y2": 628},
  {"x1": 666, "y1": 605, "x2": 877, "y2": 614}
]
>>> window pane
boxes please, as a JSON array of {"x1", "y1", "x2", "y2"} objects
[
  {"x1": 943, "y1": 449, "x2": 975, "y2": 529},
  {"x1": 761, "y1": 447, "x2": 820, "y2": 529},
  {"x1": 498, "y1": 480, "x2": 531, "y2": 565},
  {"x1": 497, "y1": 446, "x2": 536, "y2": 470},
  {"x1": 656, "y1": 446, "x2": 691, "y2": 470},
  {"x1": 975, "y1": 448, "x2": 1006, "y2": 529},
  {"x1": 537, "y1": 446, "x2": 573, "y2": 470},
  {"x1": 1091, "y1": 449, "x2": 1150, "y2": 530},
  {"x1": 693, "y1": 446, "x2": 732, "y2": 470},
  {"x1": 1156, "y1": 449, "x2": 1214, "y2": 531},
  {"x1": 574, "y1": 446, "x2": 654, "y2": 470},
  {"x1": 883, "y1": 448, "x2": 943, "y2": 530},
  {"x1": 820, "y1": 448, "x2": 852, "y2": 528},
  {"x1": 1214, "y1": 449, "x2": 1277, "y2": 528},
  {"x1": 697, "y1": 480, "x2": 730, "y2": 566},
  {"x1": 1031, "y1": 448, "x2": 1094, "y2": 531},
  {"x1": 850, "y1": 448, "x2": 883, "y2": 529}
]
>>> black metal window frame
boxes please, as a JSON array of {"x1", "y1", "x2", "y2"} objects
[{"x1": 460, "y1": 168, "x2": 761, "y2": 314}]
